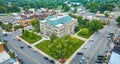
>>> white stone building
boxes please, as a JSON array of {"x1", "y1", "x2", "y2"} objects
[{"x1": 40, "y1": 15, "x2": 77, "y2": 37}]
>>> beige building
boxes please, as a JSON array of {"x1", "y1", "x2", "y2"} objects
[
  {"x1": 19, "y1": 18, "x2": 33, "y2": 27},
  {"x1": 40, "y1": 15, "x2": 77, "y2": 37}
]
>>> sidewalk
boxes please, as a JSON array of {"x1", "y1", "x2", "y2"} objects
[
  {"x1": 32, "y1": 37, "x2": 49, "y2": 46},
  {"x1": 65, "y1": 32, "x2": 96, "y2": 64},
  {"x1": 16, "y1": 36, "x2": 60, "y2": 64},
  {"x1": 72, "y1": 34, "x2": 88, "y2": 41}
]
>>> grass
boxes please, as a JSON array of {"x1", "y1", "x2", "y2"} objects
[
  {"x1": 35, "y1": 36, "x2": 84, "y2": 60},
  {"x1": 21, "y1": 30, "x2": 42, "y2": 44},
  {"x1": 77, "y1": 31, "x2": 94, "y2": 39}
]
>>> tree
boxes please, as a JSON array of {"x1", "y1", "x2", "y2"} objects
[
  {"x1": 116, "y1": 16, "x2": 120, "y2": 25},
  {"x1": 31, "y1": 18, "x2": 40, "y2": 32},
  {"x1": 74, "y1": 26, "x2": 80, "y2": 33},
  {"x1": 73, "y1": 7, "x2": 77, "y2": 13},
  {"x1": 0, "y1": 21, "x2": 3, "y2": 26},
  {"x1": 77, "y1": 16, "x2": 86, "y2": 25},
  {"x1": 69, "y1": 14, "x2": 77, "y2": 18},
  {"x1": 63, "y1": 6, "x2": 70, "y2": 12},
  {"x1": 14, "y1": 25, "x2": 23, "y2": 30},
  {"x1": 105, "y1": 12, "x2": 109, "y2": 17},
  {"x1": 86, "y1": 19, "x2": 103, "y2": 32},
  {"x1": 50, "y1": 33, "x2": 57, "y2": 43},
  {"x1": 79, "y1": 28, "x2": 89, "y2": 35}
]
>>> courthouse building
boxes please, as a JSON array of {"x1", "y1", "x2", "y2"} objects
[{"x1": 40, "y1": 15, "x2": 77, "y2": 37}]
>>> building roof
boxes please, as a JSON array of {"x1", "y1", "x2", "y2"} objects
[
  {"x1": 0, "y1": 51, "x2": 11, "y2": 64},
  {"x1": 43, "y1": 15, "x2": 73, "y2": 26},
  {"x1": 0, "y1": 43, "x2": 4, "y2": 53},
  {"x1": 108, "y1": 52, "x2": 120, "y2": 64},
  {"x1": 112, "y1": 46, "x2": 120, "y2": 54}
]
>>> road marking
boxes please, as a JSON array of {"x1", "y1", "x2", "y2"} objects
[
  {"x1": 9, "y1": 43, "x2": 42, "y2": 64},
  {"x1": 87, "y1": 37, "x2": 105, "y2": 64}
]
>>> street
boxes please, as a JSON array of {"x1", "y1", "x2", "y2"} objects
[
  {"x1": 70, "y1": 19, "x2": 117, "y2": 64},
  {"x1": 2, "y1": 29, "x2": 53, "y2": 64}
]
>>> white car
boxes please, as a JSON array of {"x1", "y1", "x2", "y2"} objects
[{"x1": 89, "y1": 39, "x2": 94, "y2": 42}]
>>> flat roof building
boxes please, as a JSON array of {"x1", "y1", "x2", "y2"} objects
[
  {"x1": 40, "y1": 15, "x2": 77, "y2": 37},
  {"x1": 0, "y1": 42, "x2": 11, "y2": 64}
]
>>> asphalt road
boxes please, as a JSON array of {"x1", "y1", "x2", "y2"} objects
[
  {"x1": 2, "y1": 29, "x2": 53, "y2": 64},
  {"x1": 70, "y1": 19, "x2": 117, "y2": 64}
]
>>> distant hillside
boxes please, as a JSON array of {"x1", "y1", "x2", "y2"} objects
[{"x1": 0, "y1": 0, "x2": 119, "y2": 13}]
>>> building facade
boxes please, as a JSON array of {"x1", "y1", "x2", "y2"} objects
[
  {"x1": 40, "y1": 15, "x2": 77, "y2": 37},
  {"x1": 19, "y1": 18, "x2": 33, "y2": 27}
]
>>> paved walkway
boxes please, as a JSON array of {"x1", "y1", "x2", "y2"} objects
[
  {"x1": 32, "y1": 37, "x2": 49, "y2": 46},
  {"x1": 72, "y1": 34, "x2": 88, "y2": 41}
]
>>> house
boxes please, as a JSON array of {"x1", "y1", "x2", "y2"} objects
[
  {"x1": 40, "y1": 15, "x2": 77, "y2": 37},
  {"x1": 0, "y1": 42, "x2": 11, "y2": 64}
]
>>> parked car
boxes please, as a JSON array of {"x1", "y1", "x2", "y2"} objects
[
  {"x1": 97, "y1": 57, "x2": 103, "y2": 60},
  {"x1": 18, "y1": 39, "x2": 21, "y2": 41},
  {"x1": 49, "y1": 59, "x2": 55, "y2": 64},
  {"x1": 28, "y1": 45, "x2": 32, "y2": 48},
  {"x1": 89, "y1": 39, "x2": 94, "y2": 42},
  {"x1": 97, "y1": 55, "x2": 104, "y2": 58},
  {"x1": 43, "y1": 57, "x2": 49, "y2": 60},
  {"x1": 78, "y1": 61, "x2": 83, "y2": 64},
  {"x1": 95, "y1": 60, "x2": 103, "y2": 63},
  {"x1": 77, "y1": 52, "x2": 84, "y2": 55},
  {"x1": 18, "y1": 58, "x2": 24, "y2": 63}
]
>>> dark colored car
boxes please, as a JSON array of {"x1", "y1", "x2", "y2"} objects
[
  {"x1": 18, "y1": 58, "x2": 26, "y2": 64},
  {"x1": 97, "y1": 55, "x2": 104, "y2": 58},
  {"x1": 95, "y1": 60, "x2": 103, "y2": 63},
  {"x1": 43, "y1": 57, "x2": 49, "y2": 60},
  {"x1": 18, "y1": 39, "x2": 21, "y2": 41},
  {"x1": 49, "y1": 60, "x2": 55, "y2": 64},
  {"x1": 18, "y1": 58, "x2": 24, "y2": 63},
  {"x1": 77, "y1": 52, "x2": 84, "y2": 55},
  {"x1": 20, "y1": 46, "x2": 24, "y2": 49},
  {"x1": 97, "y1": 57, "x2": 103, "y2": 60},
  {"x1": 28, "y1": 45, "x2": 32, "y2": 48}
]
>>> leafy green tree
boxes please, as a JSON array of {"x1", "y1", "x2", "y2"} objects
[
  {"x1": 63, "y1": 6, "x2": 70, "y2": 12},
  {"x1": 116, "y1": 16, "x2": 120, "y2": 25},
  {"x1": 14, "y1": 25, "x2": 23, "y2": 30},
  {"x1": 105, "y1": 12, "x2": 109, "y2": 17},
  {"x1": 86, "y1": 19, "x2": 103, "y2": 32},
  {"x1": 0, "y1": 21, "x2": 3, "y2": 26},
  {"x1": 74, "y1": 26, "x2": 80, "y2": 33},
  {"x1": 77, "y1": 16, "x2": 86, "y2": 25},
  {"x1": 31, "y1": 18, "x2": 40, "y2": 32},
  {"x1": 1, "y1": 22, "x2": 13, "y2": 32},
  {"x1": 79, "y1": 28, "x2": 89, "y2": 35},
  {"x1": 69, "y1": 14, "x2": 77, "y2": 18},
  {"x1": 50, "y1": 33, "x2": 57, "y2": 43}
]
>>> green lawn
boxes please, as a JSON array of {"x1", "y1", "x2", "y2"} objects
[
  {"x1": 77, "y1": 31, "x2": 94, "y2": 38},
  {"x1": 35, "y1": 35, "x2": 84, "y2": 60},
  {"x1": 21, "y1": 30, "x2": 42, "y2": 44}
]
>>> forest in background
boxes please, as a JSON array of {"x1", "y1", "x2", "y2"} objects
[{"x1": 0, "y1": 0, "x2": 119, "y2": 13}]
